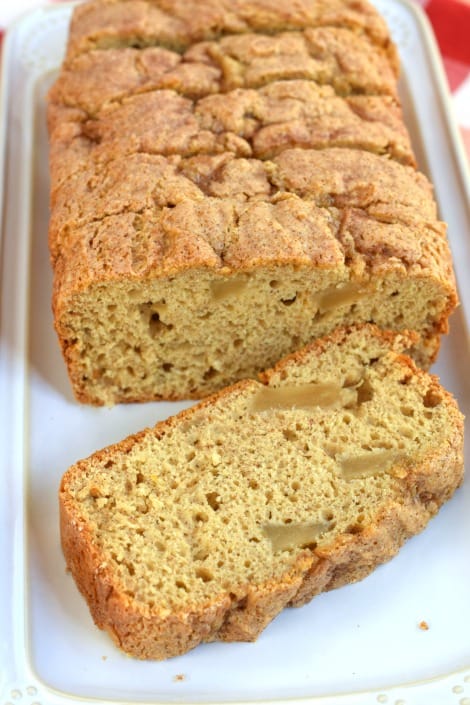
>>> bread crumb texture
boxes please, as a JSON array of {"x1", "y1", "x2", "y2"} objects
[
  {"x1": 59, "y1": 326, "x2": 464, "y2": 659},
  {"x1": 47, "y1": 0, "x2": 458, "y2": 404}
]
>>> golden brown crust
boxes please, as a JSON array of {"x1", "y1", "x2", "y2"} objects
[
  {"x1": 65, "y1": 0, "x2": 397, "y2": 62},
  {"x1": 48, "y1": 83, "x2": 414, "y2": 196},
  {"x1": 49, "y1": 148, "x2": 446, "y2": 282},
  {"x1": 48, "y1": 27, "x2": 399, "y2": 119}
]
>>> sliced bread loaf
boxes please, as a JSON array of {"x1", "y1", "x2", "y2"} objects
[
  {"x1": 48, "y1": 0, "x2": 458, "y2": 405},
  {"x1": 59, "y1": 325, "x2": 464, "y2": 659}
]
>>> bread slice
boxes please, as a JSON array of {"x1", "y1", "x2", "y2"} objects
[{"x1": 59, "y1": 325, "x2": 464, "y2": 660}]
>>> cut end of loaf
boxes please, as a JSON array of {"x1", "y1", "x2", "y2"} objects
[
  {"x1": 55, "y1": 264, "x2": 455, "y2": 405},
  {"x1": 59, "y1": 325, "x2": 464, "y2": 659}
]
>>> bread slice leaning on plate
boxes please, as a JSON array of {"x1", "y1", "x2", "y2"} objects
[{"x1": 59, "y1": 325, "x2": 464, "y2": 659}]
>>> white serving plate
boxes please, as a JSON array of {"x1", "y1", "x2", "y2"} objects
[{"x1": 1, "y1": 2, "x2": 470, "y2": 704}]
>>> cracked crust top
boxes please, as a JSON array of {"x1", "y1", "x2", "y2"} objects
[
  {"x1": 65, "y1": 0, "x2": 398, "y2": 61},
  {"x1": 49, "y1": 0, "x2": 452, "y2": 305},
  {"x1": 49, "y1": 26, "x2": 399, "y2": 118},
  {"x1": 49, "y1": 148, "x2": 453, "y2": 296}
]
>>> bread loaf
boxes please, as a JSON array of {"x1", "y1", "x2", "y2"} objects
[
  {"x1": 59, "y1": 325, "x2": 464, "y2": 660},
  {"x1": 48, "y1": 0, "x2": 458, "y2": 404}
]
